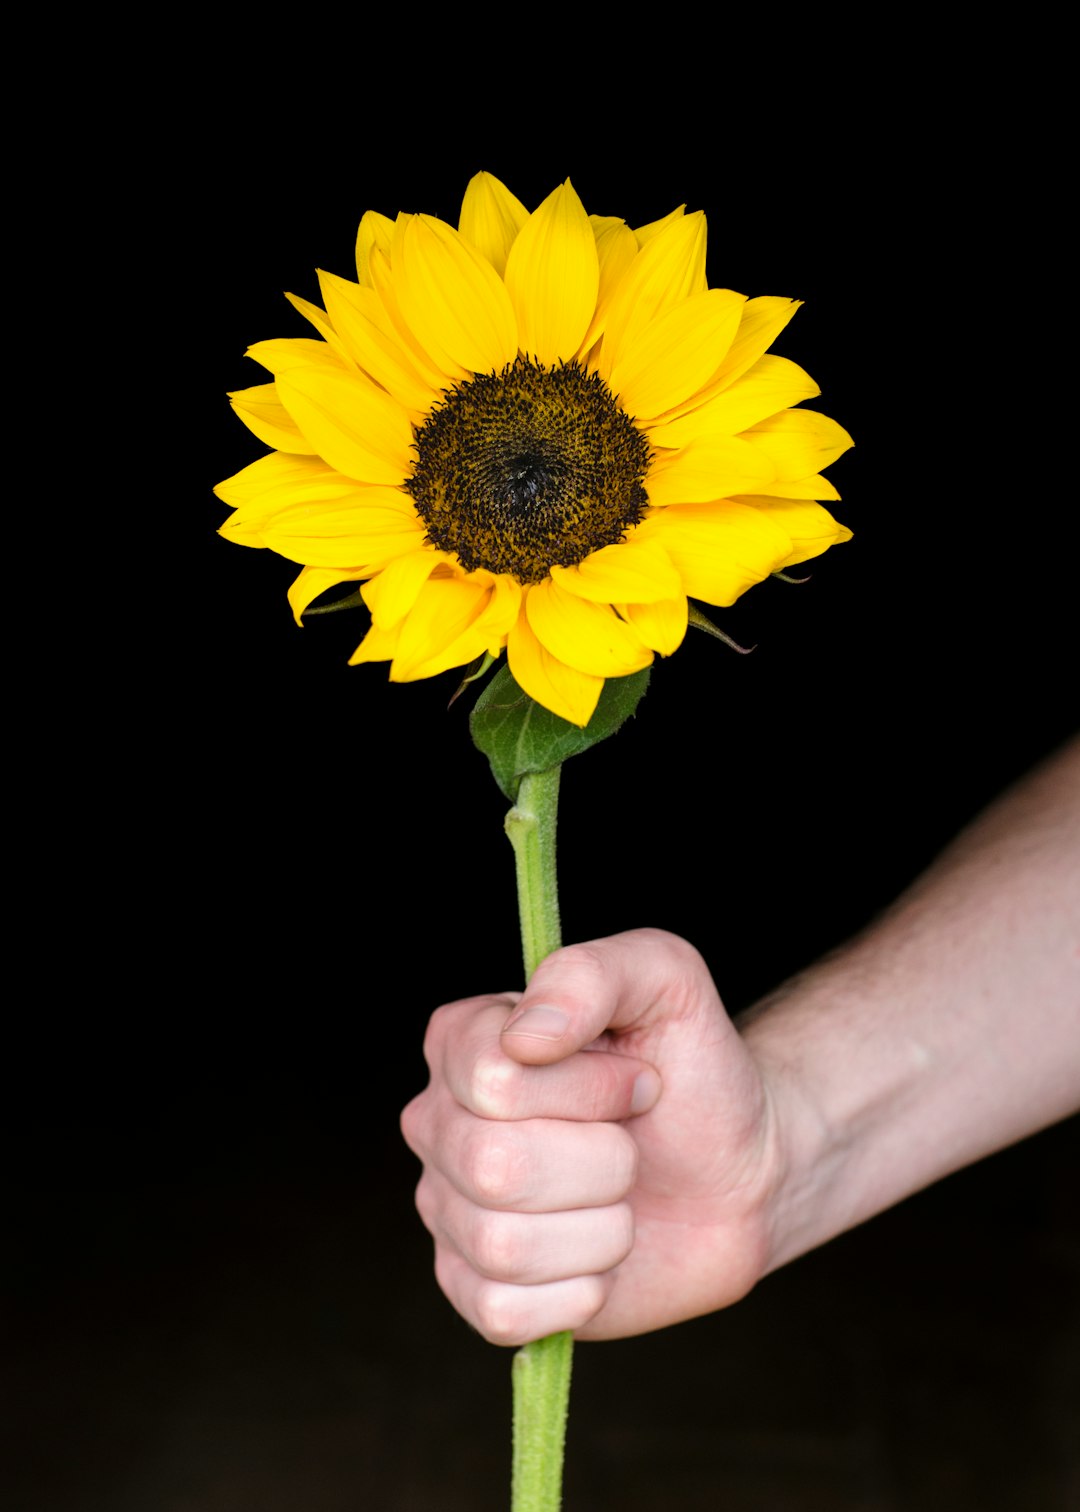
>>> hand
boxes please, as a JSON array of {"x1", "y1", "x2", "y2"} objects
[{"x1": 400, "y1": 929, "x2": 779, "y2": 1346}]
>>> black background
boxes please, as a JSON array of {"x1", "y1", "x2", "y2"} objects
[{"x1": 9, "y1": 70, "x2": 1077, "y2": 1511}]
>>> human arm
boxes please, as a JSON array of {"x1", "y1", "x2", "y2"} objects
[{"x1": 400, "y1": 736, "x2": 1080, "y2": 1344}]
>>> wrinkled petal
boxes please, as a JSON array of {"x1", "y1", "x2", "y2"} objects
[
  {"x1": 741, "y1": 409, "x2": 854, "y2": 480},
  {"x1": 526, "y1": 579, "x2": 653, "y2": 678},
  {"x1": 244, "y1": 337, "x2": 349, "y2": 377},
  {"x1": 647, "y1": 355, "x2": 821, "y2": 444},
  {"x1": 609, "y1": 289, "x2": 745, "y2": 421},
  {"x1": 257, "y1": 493, "x2": 426, "y2": 569},
  {"x1": 401, "y1": 572, "x2": 521, "y2": 676},
  {"x1": 508, "y1": 606, "x2": 603, "y2": 728},
  {"x1": 367, "y1": 238, "x2": 454, "y2": 391},
  {"x1": 699, "y1": 296, "x2": 802, "y2": 401},
  {"x1": 459, "y1": 172, "x2": 529, "y2": 277},
  {"x1": 275, "y1": 365, "x2": 414, "y2": 485},
  {"x1": 348, "y1": 618, "x2": 402, "y2": 666},
  {"x1": 740, "y1": 472, "x2": 842, "y2": 501},
  {"x1": 740, "y1": 497, "x2": 853, "y2": 567},
  {"x1": 227, "y1": 383, "x2": 317, "y2": 454},
  {"x1": 579, "y1": 215, "x2": 639, "y2": 353},
  {"x1": 289, "y1": 566, "x2": 365, "y2": 625},
  {"x1": 391, "y1": 573, "x2": 496, "y2": 680},
  {"x1": 317, "y1": 268, "x2": 441, "y2": 416},
  {"x1": 395, "y1": 213, "x2": 518, "y2": 377},
  {"x1": 646, "y1": 436, "x2": 777, "y2": 505},
  {"x1": 633, "y1": 204, "x2": 687, "y2": 246},
  {"x1": 639, "y1": 501, "x2": 792, "y2": 606},
  {"x1": 618, "y1": 595, "x2": 688, "y2": 656},
  {"x1": 215, "y1": 451, "x2": 356, "y2": 511},
  {"x1": 599, "y1": 211, "x2": 708, "y2": 379},
  {"x1": 356, "y1": 210, "x2": 394, "y2": 288},
  {"x1": 361, "y1": 549, "x2": 450, "y2": 629},
  {"x1": 284, "y1": 292, "x2": 346, "y2": 356},
  {"x1": 551, "y1": 539, "x2": 682, "y2": 604},
  {"x1": 504, "y1": 180, "x2": 599, "y2": 364}
]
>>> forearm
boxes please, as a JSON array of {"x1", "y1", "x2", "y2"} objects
[{"x1": 743, "y1": 736, "x2": 1080, "y2": 1275}]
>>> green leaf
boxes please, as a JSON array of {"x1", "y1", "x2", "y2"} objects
[
  {"x1": 687, "y1": 603, "x2": 753, "y2": 654},
  {"x1": 301, "y1": 589, "x2": 365, "y2": 616},
  {"x1": 470, "y1": 664, "x2": 650, "y2": 801}
]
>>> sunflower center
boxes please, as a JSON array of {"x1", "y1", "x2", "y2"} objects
[{"x1": 406, "y1": 357, "x2": 652, "y2": 584}]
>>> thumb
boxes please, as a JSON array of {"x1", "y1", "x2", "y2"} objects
[{"x1": 502, "y1": 926, "x2": 722, "y2": 1065}]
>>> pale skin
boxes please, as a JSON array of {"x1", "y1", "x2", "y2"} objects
[{"x1": 401, "y1": 736, "x2": 1080, "y2": 1347}]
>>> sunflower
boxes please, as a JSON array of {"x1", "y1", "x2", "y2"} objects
[{"x1": 217, "y1": 174, "x2": 853, "y2": 726}]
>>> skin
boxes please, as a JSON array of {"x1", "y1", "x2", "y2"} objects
[{"x1": 401, "y1": 736, "x2": 1080, "y2": 1346}]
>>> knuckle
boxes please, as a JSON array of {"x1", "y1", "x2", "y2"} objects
[
  {"x1": 412, "y1": 1173, "x2": 438, "y2": 1234},
  {"x1": 568, "y1": 1275, "x2": 610, "y2": 1330},
  {"x1": 463, "y1": 1126, "x2": 528, "y2": 1206},
  {"x1": 609, "y1": 1201, "x2": 636, "y2": 1263},
  {"x1": 433, "y1": 1244, "x2": 463, "y2": 1308},
  {"x1": 468, "y1": 1045, "x2": 524, "y2": 1119},
  {"x1": 468, "y1": 1211, "x2": 526, "y2": 1281},
  {"x1": 635, "y1": 926, "x2": 708, "y2": 975},
  {"x1": 421, "y1": 1007, "x2": 450, "y2": 1070},
  {"x1": 399, "y1": 1093, "x2": 427, "y2": 1154},
  {"x1": 576, "y1": 1053, "x2": 638, "y2": 1121},
  {"x1": 549, "y1": 940, "x2": 611, "y2": 991},
  {"x1": 473, "y1": 1281, "x2": 530, "y2": 1347},
  {"x1": 607, "y1": 1124, "x2": 639, "y2": 1194}
]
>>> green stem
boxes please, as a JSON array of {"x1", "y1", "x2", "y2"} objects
[
  {"x1": 505, "y1": 765, "x2": 573, "y2": 1512},
  {"x1": 505, "y1": 767, "x2": 563, "y2": 979}
]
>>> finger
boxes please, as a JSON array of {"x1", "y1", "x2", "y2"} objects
[
  {"x1": 416, "y1": 1172, "x2": 634, "y2": 1285},
  {"x1": 420, "y1": 996, "x2": 661, "y2": 1125},
  {"x1": 415, "y1": 1108, "x2": 638, "y2": 1212},
  {"x1": 433, "y1": 1247, "x2": 616, "y2": 1347},
  {"x1": 501, "y1": 928, "x2": 725, "y2": 1066}
]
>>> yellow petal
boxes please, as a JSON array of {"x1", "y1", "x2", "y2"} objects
[
  {"x1": 478, "y1": 573, "x2": 524, "y2": 656},
  {"x1": 633, "y1": 205, "x2": 687, "y2": 245},
  {"x1": 741, "y1": 409, "x2": 854, "y2": 481},
  {"x1": 646, "y1": 436, "x2": 777, "y2": 505},
  {"x1": 706, "y1": 296, "x2": 801, "y2": 396},
  {"x1": 356, "y1": 209, "x2": 394, "y2": 288},
  {"x1": 459, "y1": 172, "x2": 529, "y2": 277},
  {"x1": 214, "y1": 451, "x2": 355, "y2": 511},
  {"x1": 507, "y1": 607, "x2": 603, "y2": 727},
  {"x1": 275, "y1": 365, "x2": 413, "y2": 485},
  {"x1": 638, "y1": 501, "x2": 792, "y2": 605},
  {"x1": 348, "y1": 618, "x2": 402, "y2": 666},
  {"x1": 367, "y1": 241, "x2": 455, "y2": 392},
  {"x1": 245, "y1": 337, "x2": 349, "y2": 377},
  {"x1": 217, "y1": 473, "x2": 410, "y2": 552},
  {"x1": 258, "y1": 493, "x2": 426, "y2": 569},
  {"x1": 739, "y1": 497, "x2": 853, "y2": 567},
  {"x1": 317, "y1": 269, "x2": 441, "y2": 416},
  {"x1": 526, "y1": 579, "x2": 652, "y2": 678},
  {"x1": 609, "y1": 289, "x2": 746, "y2": 421},
  {"x1": 740, "y1": 472, "x2": 842, "y2": 501},
  {"x1": 647, "y1": 355, "x2": 821, "y2": 444},
  {"x1": 579, "y1": 215, "x2": 639, "y2": 353},
  {"x1": 599, "y1": 211, "x2": 708, "y2": 380},
  {"x1": 618, "y1": 596, "x2": 688, "y2": 656},
  {"x1": 227, "y1": 382, "x2": 317, "y2": 454},
  {"x1": 395, "y1": 213, "x2": 518, "y2": 378},
  {"x1": 361, "y1": 549, "x2": 447, "y2": 629},
  {"x1": 399, "y1": 571, "x2": 520, "y2": 680},
  {"x1": 504, "y1": 180, "x2": 599, "y2": 364},
  {"x1": 288, "y1": 566, "x2": 365, "y2": 626},
  {"x1": 551, "y1": 539, "x2": 682, "y2": 604},
  {"x1": 391, "y1": 573, "x2": 495, "y2": 680},
  {"x1": 284, "y1": 291, "x2": 351, "y2": 361}
]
